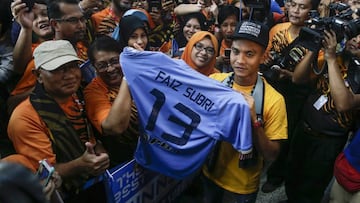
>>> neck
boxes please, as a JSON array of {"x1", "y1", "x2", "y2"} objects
[
  {"x1": 288, "y1": 24, "x2": 302, "y2": 39},
  {"x1": 234, "y1": 73, "x2": 257, "y2": 86},
  {"x1": 52, "y1": 94, "x2": 73, "y2": 104}
]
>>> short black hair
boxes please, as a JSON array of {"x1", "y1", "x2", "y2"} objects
[
  {"x1": 218, "y1": 5, "x2": 240, "y2": 26},
  {"x1": 88, "y1": 36, "x2": 122, "y2": 65},
  {"x1": 47, "y1": 0, "x2": 79, "y2": 20}
]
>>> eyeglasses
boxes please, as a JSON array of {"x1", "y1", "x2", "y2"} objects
[
  {"x1": 194, "y1": 43, "x2": 215, "y2": 55},
  {"x1": 94, "y1": 57, "x2": 120, "y2": 72},
  {"x1": 55, "y1": 16, "x2": 86, "y2": 25}
]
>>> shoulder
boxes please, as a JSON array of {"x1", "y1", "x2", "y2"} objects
[
  {"x1": 8, "y1": 98, "x2": 44, "y2": 135},
  {"x1": 263, "y1": 78, "x2": 285, "y2": 103},
  {"x1": 209, "y1": 72, "x2": 231, "y2": 82},
  {"x1": 84, "y1": 77, "x2": 106, "y2": 93},
  {"x1": 10, "y1": 98, "x2": 37, "y2": 120}
]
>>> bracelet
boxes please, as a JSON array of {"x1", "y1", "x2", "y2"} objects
[{"x1": 252, "y1": 119, "x2": 263, "y2": 128}]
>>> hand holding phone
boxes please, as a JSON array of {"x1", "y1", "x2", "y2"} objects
[
  {"x1": 36, "y1": 159, "x2": 55, "y2": 187},
  {"x1": 22, "y1": 0, "x2": 35, "y2": 11}
]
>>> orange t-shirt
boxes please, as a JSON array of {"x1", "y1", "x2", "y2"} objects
[
  {"x1": 10, "y1": 43, "x2": 40, "y2": 96},
  {"x1": 91, "y1": 6, "x2": 120, "y2": 36},
  {"x1": 84, "y1": 77, "x2": 115, "y2": 133}
]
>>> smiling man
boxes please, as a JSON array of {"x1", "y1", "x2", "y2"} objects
[
  {"x1": 6, "y1": 40, "x2": 110, "y2": 201},
  {"x1": 8, "y1": 0, "x2": 90, "y2": 114},
  {"x1": 202, "y1": 21, "x2": 288, "y2": 203}
]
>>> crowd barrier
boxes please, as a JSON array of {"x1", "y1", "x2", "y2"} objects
[{"x1": 83, "y1": 159, "x2": 194, "y2": 203}]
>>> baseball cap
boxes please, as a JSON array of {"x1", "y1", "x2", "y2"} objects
[
  {"x1": 230, "y1": 21, "x2": 269, "y2": 48},
  {"x1": 33, "y1": 40, "x2": 84, "y2": 71}
]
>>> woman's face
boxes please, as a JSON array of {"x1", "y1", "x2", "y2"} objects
[
  {"x1": 191, "y1": 38, "x2": 215, "y2": 69},
  {"x1": 183, "y1": 18, "x2": 202, "y2": 42},
  {"x1": 93, "y1": 51, "x2": 122, "y2": 87},
  {"x1": 128, "y1": 28, "x2": 148, "y2": 50},
  {"x1": 132, "y1": 0, "x2": 149, "y2": 11}
]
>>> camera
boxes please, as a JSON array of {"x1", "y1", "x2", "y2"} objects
[
  {"x1": 261, "y1": 45, "x2": 306, "y2": 82},
  {"x1": 347, "y1": 57, "x2": 360, "y2": 94},
  {"x1": 299, "y1": 6, "x2": 360, "y2": 51}
]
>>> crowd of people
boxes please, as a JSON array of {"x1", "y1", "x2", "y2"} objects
[{"x1": 0, "y1": 0, "x2": 359, "y2": 202}]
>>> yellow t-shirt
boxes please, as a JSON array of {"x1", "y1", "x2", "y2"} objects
[{"x1": 203, "y1": 72, "x2": 288, "y2": 194}]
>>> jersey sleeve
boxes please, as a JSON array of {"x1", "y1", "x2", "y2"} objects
[{"x1": 216, "y1": 93, "x2": 253, "y2": 154}]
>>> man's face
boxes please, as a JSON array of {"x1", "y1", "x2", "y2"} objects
[
  {"x1": 32, "y1": 4, "x2": 53, "y2": 40},
  {"x1": 230, "y1": 39, "x2": 264, "y2": 80},
  {"x1": 37, "y1": 61, "x2": 81, "y2": 99},
  {"x1": 93, "y1": 51, "x2": 123, "y2": 87},
  {"x1": 220, "y1": 15, "x2": 238, "y2": 41},
  {"x1": 52, "y1": 3, "x2": 86, "y2": 42},
  {"x1": 113, "y1": 0, "x2": 132, "y2": 12},
  {"x1": 288, "y1": 0, "x2": 312, "y2": 26},
  {"x1": 346, "y1": 35, "x2": 360, "y2": 58},
  {"x1": 183, "y1": 18, "x2": 202, "y2": 42}
]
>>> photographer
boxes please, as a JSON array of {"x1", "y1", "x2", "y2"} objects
[
  {"x1": 288, "y1": 29, "x2": 360, "y2": 202},
  {"x1": 324, "y1": 29, "x2": 360, "y2": 203},
  {"x1": 260, "y1": 0, "x2": 320, "y2": 194}
]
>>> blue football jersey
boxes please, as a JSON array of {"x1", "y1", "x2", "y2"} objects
[{"x1": 120, "y1": 47, "x2": 253, "y2": 179}]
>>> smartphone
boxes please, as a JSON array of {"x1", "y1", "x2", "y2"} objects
[
  {"x1": 22, "y1": 0, "x2": 35, "y2": 11},
  {"x1": 224, "y1": 48, "x2": 231, "y2": 57},
  {"x1": 36, "y1": 159, "x2": 55, "y2": 187},
  {"x1": 149, "y1": 0, "x2": 161, "y2": 12}
]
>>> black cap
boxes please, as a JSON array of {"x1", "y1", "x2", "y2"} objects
[{"x1": 230, "y1": 21, "x2": 269, "y2": 48}]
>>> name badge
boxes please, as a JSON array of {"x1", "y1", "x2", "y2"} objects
[{"x1": 313, "y1": 95, "x2": 328, "y2": 110}]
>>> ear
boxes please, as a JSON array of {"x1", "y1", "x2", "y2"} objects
[
  {"x1": 32, "y1": 69, "x2": 43, "y2": 83},
  {"x1": 50, "y1": 19, "x2": 60, "y2": 32}
]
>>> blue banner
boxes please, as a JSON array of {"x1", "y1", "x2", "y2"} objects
[{"x1": 104, "y1": 159, "x2": 193, "y2": 203}]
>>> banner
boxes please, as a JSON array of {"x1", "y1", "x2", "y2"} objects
[{"x1": 104, "y1": 159, "x2": 193, "y2": 203}]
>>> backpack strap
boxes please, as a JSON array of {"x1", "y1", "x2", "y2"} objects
[
  {"x1": 253, "y1": 74, "x2": 265, "y2": 120},
  {"x1": 222, "y1": 72, "x2": 265, "y2": 119}
]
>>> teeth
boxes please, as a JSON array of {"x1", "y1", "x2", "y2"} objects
[{"x1": 40, "y1": 24, "x2": 49, "y2": 29}]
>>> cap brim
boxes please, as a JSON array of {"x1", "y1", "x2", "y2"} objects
[
  {"x1": 40, "y1": 55, "x2": 84, "y2": 71},
  {"x1": 228, "y1": 34, "x2": 267, "y2": 48}
]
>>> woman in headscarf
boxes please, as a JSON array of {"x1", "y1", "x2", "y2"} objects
[
  {"x1": 181, "y1": 31, "x2": 219, "y2": 76},
  {"x1": 118, "y1": 15, "x2": 149, "y2": 51}
]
